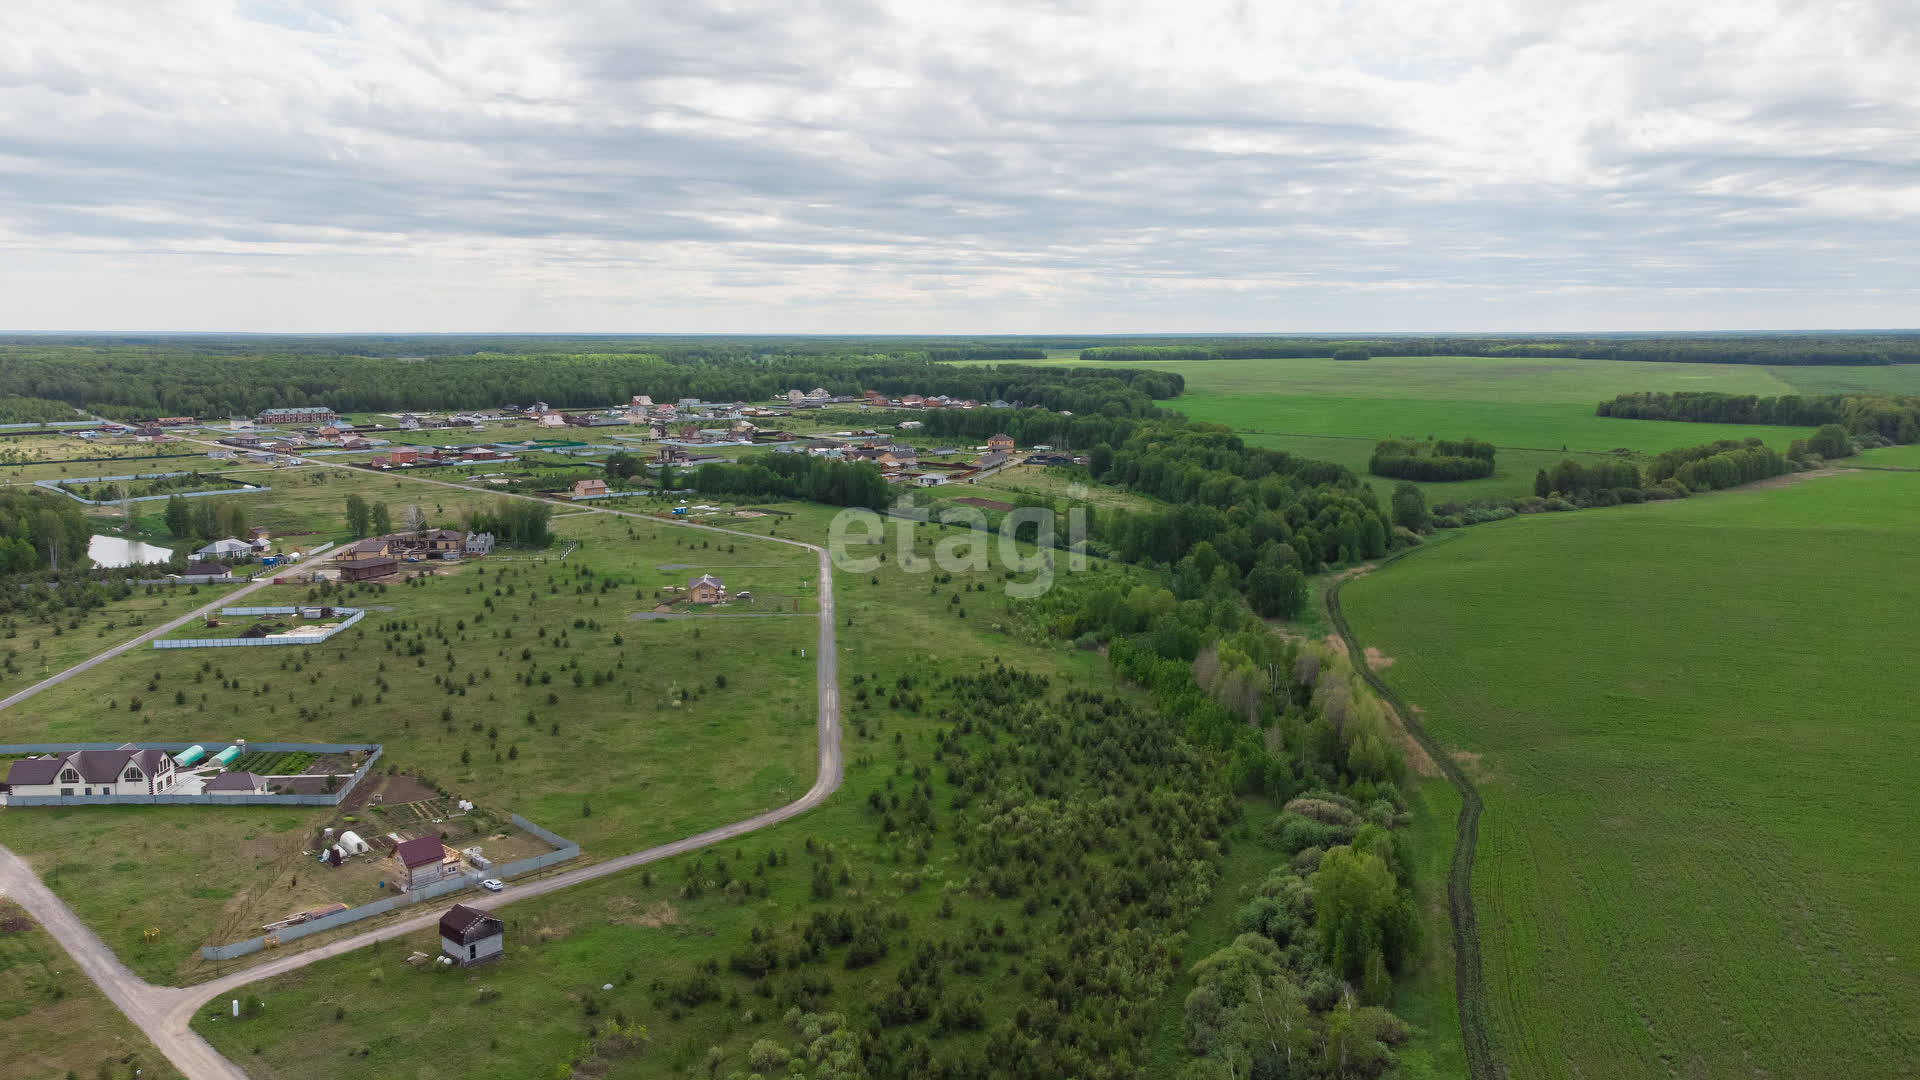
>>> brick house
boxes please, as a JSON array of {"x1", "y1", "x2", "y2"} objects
[
  {"x1": 987, "y1": 433, "x2": 1015, "y2": 452},
  {"x1": 573, "y1": 478, "x2": 609, "y2": 499}
]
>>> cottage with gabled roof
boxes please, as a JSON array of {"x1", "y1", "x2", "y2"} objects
[
  {"x1": 440, "y1": 903, "x2": 504, "y2": 965},
  {"x1": 393, "y1": 835, "x2": 451, "y2": 891},
  {"x1": 687, "y1": 574, "x2": 725, "y2": 604},
  {"x1": 206, "y1": 771, "x2": 268, "y2": 796},
  {"x1": 3, "y1": 744, "x2": 177, "y2": 798},
  {"x1": 987, "y1": 433, "x2": 1015, "y2": 452}
]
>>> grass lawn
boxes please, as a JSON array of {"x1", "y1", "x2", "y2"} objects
[
  {"x1": 0, "y1": 509, "x2": 822, "y2": 984},
  {"x1": 0, "y1": 581, "x2": 243, "y2": 692},
  {"x1": 188, "y1": 511, "x2": 1142, "y2": 1080},
  {"x1": 1340, "y1": 469, "x2": 1920, "y2": 1079},
  {"x1": 0, "y1": 898, "x2": 184, "y2": 1080}
]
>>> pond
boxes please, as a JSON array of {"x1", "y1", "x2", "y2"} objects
[{"x1": 88, "y1": 534, "x2": 174, "y2": 568}]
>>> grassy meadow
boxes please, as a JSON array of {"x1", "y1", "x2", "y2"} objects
[
  {"x1": 0, "y1": 508, "x2": 822, "y2": 984},
  {"x1": 0, "y1": 899, "x2": 184, "y2": 1080},
  {"x1": 188, "y1": 503, "x2": 1139, "y2": 1080},
  {"x1": 1340, "y1": 469, "x2": 1920, "y2": 1078}
]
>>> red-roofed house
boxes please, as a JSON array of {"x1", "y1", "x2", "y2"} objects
[{"x1": 393, "y1": 836, "x2": 451, "y2": 891}]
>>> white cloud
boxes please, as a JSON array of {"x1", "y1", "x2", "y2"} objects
[{"x1": 0, "y1": 0, "x2": 1913, "y2": 331}]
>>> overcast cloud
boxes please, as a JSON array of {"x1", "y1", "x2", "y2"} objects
[{"x1": 0, "y1": 0, "x2": 1914, "y2": 332}]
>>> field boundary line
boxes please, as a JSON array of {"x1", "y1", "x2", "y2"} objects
[{"x1": 1324, "y1": 547, "x2": 1499, "y2": 1080}]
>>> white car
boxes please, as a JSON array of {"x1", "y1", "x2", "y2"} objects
[{"x1": 480, "y1": 879, "x2": 505, "y2": 892}]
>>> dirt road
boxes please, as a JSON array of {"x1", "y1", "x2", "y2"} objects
[{"x1": 0, "y1": 546, "x2": 339, "y2": 714}]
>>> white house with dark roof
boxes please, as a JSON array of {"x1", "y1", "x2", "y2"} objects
[
  {"x1": 393, "y1": 835, "x2": 451, "y2": 891},
  {"x1": 2, "y1": 744, "x2": 178, "y2": 798},
  {"x1": 440, "y1": 903, "x2": 505, "y2": 965}
]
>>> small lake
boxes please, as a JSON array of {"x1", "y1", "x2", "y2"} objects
[{"x1": 88, "y1": 534, "x2": 174, "y2": 568}]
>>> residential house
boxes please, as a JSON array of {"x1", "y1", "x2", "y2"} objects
[
  {"x1": 898, "y1": 420, "x2": 923, "y2": 430},
  {"x1": 464, "y1": 532, "x2": 495, "y2": 557},
  {"x1": 388, "y1": 447, "x2": 420, "y2": 466},
  {"x1": 863, "y1": 390, "x2": 888, "y2": 405},
  {"x1": 786, "y1": 389, "x2": 807, "y2": 403},
  {"x1": 902, "y1": 395, "x2": 925, "y2": 408},
  {"x1": 206, "y1": 771, "x2": 268, "y2": 796},
  {"x1": 397, "y1": 414, "x2": 422, "y2": 430},
  {"x1": 913, "y1": 473, "x2": 946, "y2": 488},
  {"x1": 987, "y1": 433, "x2": 1015, "y2": 452},
  {"x1": 687, "y1": 574, "x2": 725, "y2": 604},
  {"x1": 393, "y1": 835, "x2": 451, "y2": 891},
  {"x1": 256, "y1": 406, "x2": 339, "y2": 426},
  {"x1": 422, "y1": 529, "x2": 466, "y2": 554},
  {"x1": 196, "y1": 538, "x2": 253, "y2": 559},
  {"x1": 341, "y1": 538, "x2": 391, "y2": 558},
  {"x1": 573, "y1": 478, "x2": 609, "y2": 499},
  {"x1": 539, "y1": 413, "x2": 567, "y2": 428},
  {"x1": 185, "y1": 561, "x2": 234, "y2": 580},
  {"x1": 806, "y1": 387, "x2": 831, "y2": 401},
  {"x1": 630, "y1": 395, "x2": 654, "y2": 408},
  {"x1": 440, "y1": 904, "x2": 505, "y2": 965},
  {"x1": 338, "y1": 557, "x2": 398, "y2": 582},
  {"x1": 3, "y1": 744, "x2": 178, "y2": 798}
]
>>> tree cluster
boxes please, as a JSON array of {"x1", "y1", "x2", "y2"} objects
[
  {"x1": 691, "y1": 456, "x2": 891, "y2": 510},
  {"x1": 1367, "y1": 437, "x2": 1496, "y2": 481},
  {"x1": 0, "y1": 489, "x2": 91, "y2": 573},
  {"x1": 1598, "y1": 390, "x2": 1920, "y2": 444}
]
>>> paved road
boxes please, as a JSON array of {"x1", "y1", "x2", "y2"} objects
[
  {"x1": 0, "y1": 545, "x2": 341, "y2": 713},
  {"x1": 2, "y1": 444, "x2": 843, "y2": 1079}
]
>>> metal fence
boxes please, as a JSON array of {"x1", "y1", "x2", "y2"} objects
[
  {"x1": 0, "y1": 743, "x2": 380, "y2": 808},
  {"x1": 199, "y1": 811, "x2": 579, "y2": 960},
  {"x1": 153, "y1": 606, "x2": 365, "y2": 649},
  {"x1": 34, "y1": 471, "x2": 271, "y2": 505}
]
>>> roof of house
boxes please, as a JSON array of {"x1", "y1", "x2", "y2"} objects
[
  {"x1": 440, "y1": 903, "x2": 504, "y2": 941},
  {"x1": 344, "y1": 538, "x2": 388, "y2": 554},
  {"x1": 425, "y1": 529, "x2": 465, "y2": 541},
  {"x1": 689, "y1": 574, "x2": 723, "y2": 590},
  {"x1": 186, "y1": 561, "x2": 230, "y2": 577},
  {"x1": 4, "y1": 757, "x2": 64, "y2": 786},
  {"x1": 394, "y1": 835, "x2": 445, "y2": 869},
  {"x1": 206, "y1": 770, "x2": 265, "y2": 791},
  {"x1": 5, "y1": 745, "x2": 170, "y2": 788}
]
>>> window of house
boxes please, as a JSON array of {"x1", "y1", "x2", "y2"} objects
[
  {"x1": 124, "y1": 768, "x2": 142, "y2": 782},
  {"x1": 60, "y1": 768, "x2": 79, "y2": 783},
  {"x1": 60, "y1": 788, "x2": 73, "y2": 796}
]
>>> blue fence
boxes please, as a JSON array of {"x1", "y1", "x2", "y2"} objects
[
  {"x1": 0, "y1": 743, "x2": 380, "y2": 808},
  {"x1": 153, "y1": 606, "x2": 365, "y2": 649},
  {"x1": 199, "y1": 812, "x2": 579, "y2": 961},
  {"x1": 34, "y1": 472, "x2": 271, "y2": 505}
]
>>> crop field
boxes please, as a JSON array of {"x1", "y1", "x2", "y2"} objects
[
  {"x1": 1340, "y1": 469, "x2": 1920, "y2": 1078},
  {"x1": 0, "y1": 507, "x2": 823, "y2": 983},
  {"x1": 0, "y1": 899, "x2": 184, "y2": 1080},
  {"x1": 984, "y1": 354, "x2": 1855, "y2": 498}
]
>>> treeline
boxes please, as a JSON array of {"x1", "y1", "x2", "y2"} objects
[
  {"x1": 691, "y1": 457, "x2": 891, "y2": 510},
  {"x1": 0, "y1": 394, "x2": 78, "y2": 424},
  {"x1": 161, "y1": 496, "x2": 251, "y2": 546},
  {"x1": 1598, "y1": 390, "x2": 1920, "y2": 443},
  {"x1": 1644, "y1": 439, "x2": 1791, "y2": 491},
  {"x1": 468, "y1": 498, "x2": 555, "y2": 547},
  {"x1": 0, "y1": 489, "x2": 92, "y2": 573},
  {"x1": 0, "y1": 346, "x2": 1177, "y2": 421},
  {"x1": 1367, "y1": 437, "x2": 1496, "y2": 482},
  {"x1": 1072, "y1": 333, "x2": 1920, "y2": 365}
]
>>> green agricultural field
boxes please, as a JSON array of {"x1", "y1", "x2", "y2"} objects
[
  {"x1": 982, "y1": 354, "x2": 1860, "y2": 498},
  {"x1": 1340, "y1": 470, "x2": 1920, "y2": 1079},
  {"x1": 0, "y1": 509, "x2": 823, "y2": 983},
  {"x1": 0, "y1": 899, "x2": 184, "y2": 1080}
]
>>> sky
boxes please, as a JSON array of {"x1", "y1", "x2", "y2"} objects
[{"x1": 0, "y1": 0, "x2": 1914, "y2": 333}]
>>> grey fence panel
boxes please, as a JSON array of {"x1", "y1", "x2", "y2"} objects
[
  {"x1": 491, "y1": 847, "x2": 580, "y2": 880},
  {"x1": 34, "y1": 472, "x2": 272, "y2": 505},
  {"x1": 510, "y1": 813, "x2": 576, "y2": 850},
  {"x1": 201, "y1": 870, "x2": 480, "y2": 960}
]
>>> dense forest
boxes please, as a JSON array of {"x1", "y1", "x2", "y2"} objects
[
  {"x1": 692, "y1": 456, "x2": 893, "y2": 510},
  {"x1": 0, "y1": 347, "x2": 1176, "y2": 421},
  {"x1": 0, "y1": 394, "x2": 80, "y2": 424},
  {"x1": 1367, "y1": 438, "x2": 1496, "y2": 482},
  {"x1": 1597, "y1": 390, "x2": 1920, "y2": 443},
  {"x1": 0, "y1": 489, "x2": 93, "y2": 572}
]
